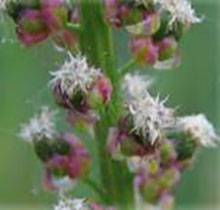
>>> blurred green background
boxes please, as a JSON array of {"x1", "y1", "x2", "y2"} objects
[{"x1": 0, "y1": 0, "x2": 219, "y2": 209}]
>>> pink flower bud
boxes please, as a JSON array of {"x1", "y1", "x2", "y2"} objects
[
  {"x1": 130, "y1": 36, "x2": 159, "y2": 65},
  {"x1": 43, "y1": 134, "x2": 92, "y2": 191},
  {"x1": 41, "y1": 7, "x2": 68, "y2": 31},
  {"x1": 17, "y1": 10, "x2": 50, "y2": 46},
  {"x1": 126, "y1": 13, "x2": 161, "y2": 36},
  {"x1": 158, "y1": 37, "x2": 178, "y2": 61},
  {"x1": 88, "y1": 75, "x2": 113, "y2": 108}
]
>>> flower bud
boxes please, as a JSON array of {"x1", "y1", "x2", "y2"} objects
[
  {"x1": 46, "y1": 155, "x2": 69, "y2": 177},
  {"x1": 126, "y1": 13, "x2": 161, "y2": 36},
  {"x1": 161, "y1": 139, "x2": 177, "y2": 164},
  {"x1": 17, "y1": 10, "x2": 50, "y2": 46},
  {"x1": 88, "y1": 75, "x2": 113, "y2": 108},
  {"x1": 41, "y1": 7, "x2": 68, "y2": 31},
  {"x1": 34, "y1": 139, "x2": 54, "y2": 162},
  {"x1": 130, "y1": 36, "x2": 159, "y2": 65},
  {"x1": 43, "y1": 134, "x2": 92, "y2": 190},
  {"x1": 158, "y1": 37, "x2": 178, "y2": 61}
]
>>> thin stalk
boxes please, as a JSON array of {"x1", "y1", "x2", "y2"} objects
[
  {"x1": 119, "y1": 59, "x2": 138, "y2": 76},
  {"x1": 66, "y1": 23, "x2": 82, "y2": 34},
  {"x1": 78, "y1": 0, "x2": 117, "y2": 205},
  {"x1": 82, "y1": 178, "x2": 107, "y2": 201}
]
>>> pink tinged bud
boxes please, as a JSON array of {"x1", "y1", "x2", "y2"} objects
[
  {"x1": 158, "y1": 37, "x2": 178, "y2": 61},
  {"x1": 161, "y1": 139, "x2": 177, "y2": 164},
  {"x1": 126, "y1": 13, "x2": 161, "y2": 36},
  {"x1": 153, "y1": 50, "x2": 182, "y2": 70},
  {"x1": 17, "y1": 10, "x2": 50, "y2": 46},
  {"x1": 130, "y1": 36, "x2": 159, "y2": 65},
  {"x1": 46, "y1": 155, "x2": 69, "y2": 177},
  {"x1": 52, "y1": 30, "x2": 78, "y2": 50},
  {"x1": 107, "y1": 128, "x2": 126, "y2": 156},
  {"x1": 67, "y1": 109, "x2": 98, "y2": 130},
  {"x1": 158, "y1": 167, "x2": 181, "y2": 190},
  {"x1": 160, "y1": 194, "x2": 175, "y2": 210},
  {"x1": 40, "y1": 0, "x2": 66, "y2": 7},
  {"x1": 41, "y1": 7, "x2": 68, "y2": 31},
  {"x1": 104, "y1": 0, "x2": 120, "y2": 27},
  {"x1": 88, "y1": 76, "x2": 113, "y2": 108},
  {"x1": 64, "y1": 134, "x2": 92, "y2": 179}
]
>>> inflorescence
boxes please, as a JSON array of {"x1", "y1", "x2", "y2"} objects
[{"x1": 4, "y1": 0, "x2": 218, "y2": 210}]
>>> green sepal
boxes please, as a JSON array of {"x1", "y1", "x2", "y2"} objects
[
  {"x1": 34, "y1": 139, "x2": 53, "y2": 162},
  {"x1": 52, "y1": 139, "x2": 70, "y2": 156}
]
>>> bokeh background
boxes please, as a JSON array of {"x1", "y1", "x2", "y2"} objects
[{"x1": 0, "y1": 0, "x2": 219, "y2": 209}]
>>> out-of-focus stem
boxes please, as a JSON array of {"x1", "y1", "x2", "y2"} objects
[{"x1": 119, "y1": 59, "x2": 138, "y2": 76}]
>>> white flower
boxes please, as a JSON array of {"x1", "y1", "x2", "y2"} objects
[
  {"x1": 153, "y1": 0, "x2": 202, "y2": 25},
  {"x1": 122, "y1": 73, "x2": 154, "y2": 102},
  {"x1": 175, "y1": 114, "x2": 220, "y2": 147},
  {"x1": 50, "y1": 53, "x2": 100, "y2": 97},
  {"x1": 123, "y1": 74, "x2": 174, "y2": 145},
  {"x1": 0, "y1": 0, "x2": 7, "y2": 12},
  {"x1": 54, "y1": 197, "x2": 90, "y2": 210},
  {"x1": 19, "y1": 106, "x2": 57, "y2": 143}
]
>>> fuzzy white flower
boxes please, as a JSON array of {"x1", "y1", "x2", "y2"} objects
[
  {"x1": 19, "y1": 106, "x2": 57, "y2": 143},
  {"x1": 0, "y1": 0, "x2": 7, "y2": 11},
  {"x1": 54, "y1": 197, "x2": 90, "y2": 210},
  {"x1": 123, "y1": 74, "x2": 174, "y2": 145},
  {"x1": 122, "y1": 73, "x2": 153, "y2": 102},
  {"x1": 50, "y1": 53, "x2": 100, "y2": 97},
  {"x1": 176, "y1": 114, "x2": 220, "y2": 147},
  {"x1": 153, "y1": 0, "x2": 202, "y2": 25}
]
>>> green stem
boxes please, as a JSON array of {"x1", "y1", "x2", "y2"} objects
[
  {"x1": 78, "y1": 0, "x2": 118, "y2": 205},
  {"x1": 74, "y1": 0, "x2": 135, "y2": 208},
  {"x1": 82, "y1": 178, "x2": 107, "y2": 201},
  {"x1": 119, "y1": 59, "x2": 138, "y2": 76},
  {"x1": 66, "y1": 23, "x2": 82, "y2": 34}
]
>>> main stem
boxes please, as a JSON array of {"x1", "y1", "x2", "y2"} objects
[{"x1": 78, "y1": 0, "x2": 134, "y2": 209}]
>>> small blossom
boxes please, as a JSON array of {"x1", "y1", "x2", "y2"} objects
[
  {"x1": 122, "y1": 73, "x2": 154, "y2": 102},
  {"x1": 153, "y1": 0, "x2": 202, "y2": 25},
  {"x1": 0, "y1": 0, "x2": 7, "y2": 12},
  {"x1": 17, "y1": 9, "x2": 50, "y2": 46},
  {"x1": 123, "y1": 74, "x2": 174, "y2": 145},
  {"x1": 50, "y1": 53, "x2": 100, "y2": 97},
  {"x1": 126, "y1": 13, "x2": 161, "y2": 36},
  {"x1": 130, "y1": 36, "x2": 159, "y2": 66},
  {"x1": 175, "y1": 114, "x2": 220, "y2": 147},
  {"x1": 19, "y1": 106, "x2": 57, "y2": 143},
  {"x1": 54, "y1": 197, "x2": 90, "y2": 210}
]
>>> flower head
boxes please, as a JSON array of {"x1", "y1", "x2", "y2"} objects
[
  {"x1": 0, "y1": 0, "x2": 7, "y2": 12},
  {"x1": 123, "y1": 74, "x2": 174, "y2": 145},
  {"x1": 153, "y1": 0, "x2": 202, "y2": 25},
  {"x1": 122, "y1": 73, "x2": 154, "y2": 102},
  {"x1": 54, "y1": 197, "x2": 90, "y2": 210},
  {"x1": 50, "y1": 53, "x2": 101, "y2": 97},
  {"x1": 19, "y1": 106, "x2": 57, "y2": 143},
  {"x1": 175, "y1": 114, "x2": 220, "y2": 147}
]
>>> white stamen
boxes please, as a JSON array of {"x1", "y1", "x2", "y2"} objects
[
  {"x1": 175, "y1": 114, "x2": 220, "y2": 148},
  {"x1": 123, "y1": 74, "x2": 174, "y2": 145},
  {"x1": 19, "y1": 106, "x2": 57, "y2": 143},
  {"x1": 50, "y1": 53, "x2": 100, "y2": 97},
  {"x1": 153, "y1": 0, "x2": 202, "y2": 25},
  {"x1": 0, "y1": 0, "x2": 7, "y2": 11},
  {"x1": 54, "y1": 197, "x2": 90, "y2": 210}
]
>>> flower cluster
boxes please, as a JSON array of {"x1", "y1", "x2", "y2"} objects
[
  {"x1": 20, "y1": 106, "x2": 92, "y2": 191},
  {"x1": 10, "y1": 0, "x2": 218, "y2": 209},
  {"x1": 108, "y1": 73, "x2": 219, "y2": 207},
  {"x1": 50, "y1": 53, "x2": 112, "y2": 128},
  {"x1": 54, "y1": 196, "x2": 116, "y2": 210},
  {"x1": 104, "y1": 0, "x2": 201, "y2": 69},
  {"x1": 6, "y1": 0, "x2": 78, "y2": 48}
]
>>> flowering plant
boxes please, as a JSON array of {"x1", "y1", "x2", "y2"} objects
[{"x1": 1, "y1": 0, "x2": 218, "y2": 209}]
